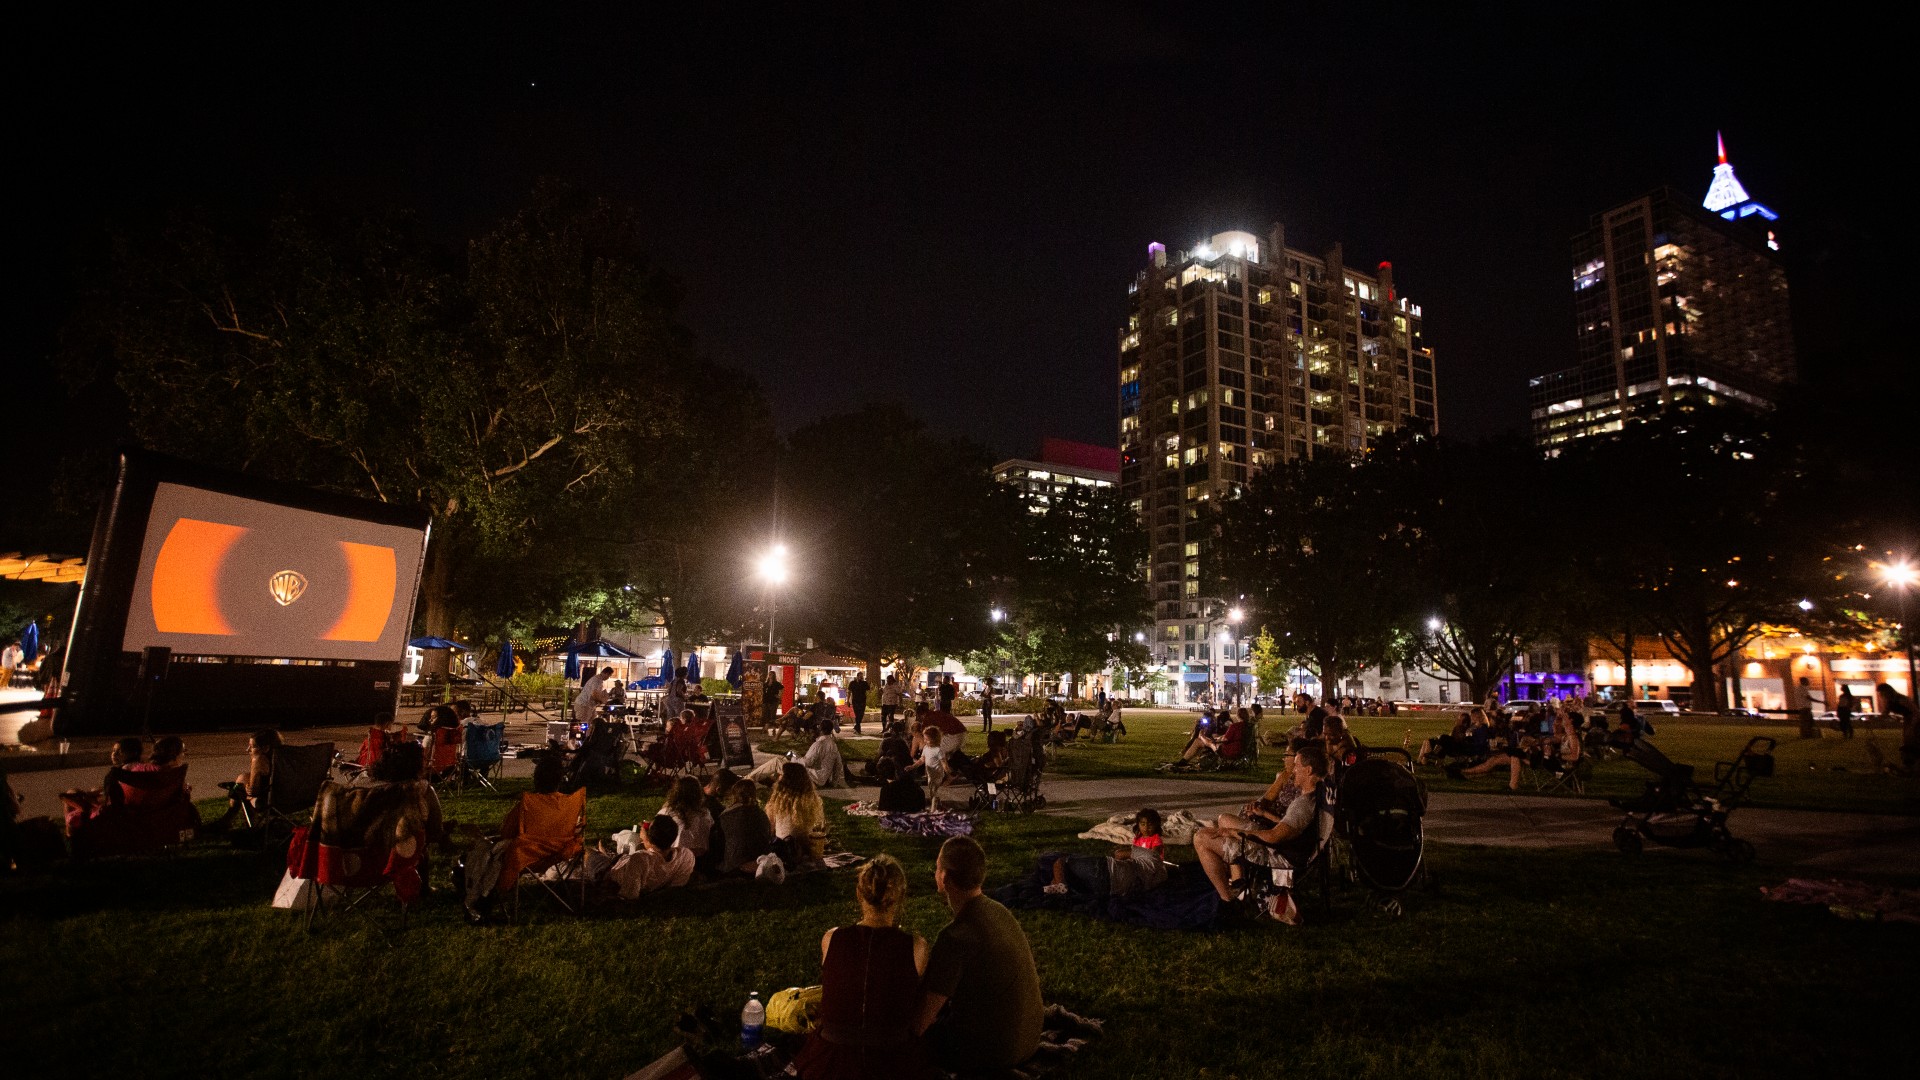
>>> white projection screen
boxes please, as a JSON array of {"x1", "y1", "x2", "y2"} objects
[{"x1": 121, "y1": 482, "x2": 428, "y2": 661}]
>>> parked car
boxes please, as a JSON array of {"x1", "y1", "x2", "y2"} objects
[{"x1": 1631, "y1": 699, "x2": 1683, "y2": 716}]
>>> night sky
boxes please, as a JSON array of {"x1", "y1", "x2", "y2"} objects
[{"x1": 17, "y1": 5, "x2": 1897, "y2": 488}]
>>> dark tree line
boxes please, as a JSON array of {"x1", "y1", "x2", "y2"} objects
[
  {"x1": 56, "y1": 187, "x2": 1147, "y2": 674},
  {"x1": 1210, "y1": 404, "x2": 1910, "y2": 711}
]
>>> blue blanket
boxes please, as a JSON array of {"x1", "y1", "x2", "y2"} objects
[{"x1": 991, "y1": 852, "x2": 1222, "y2": 930}]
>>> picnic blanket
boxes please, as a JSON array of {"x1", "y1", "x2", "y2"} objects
[
  {"x1": 1761, "y1": 877, "x2": 1920, "y2": 924},
  {"x1": 840, "y1": 801, "x2": 888, "y2": 817},
  {"x1": 1077, "y1": 808, "x2": 1203, "y2": 846},
  {"x1": 879, "y1": 809, "x2": 975, "y2": 837},
  {"x1": 993, "y1": 854, "x2": 1221, "y2": 930}
]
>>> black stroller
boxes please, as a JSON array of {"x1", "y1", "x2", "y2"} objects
[
  {"x1": 1334, "y1": 749, "x2": 1431, "y2": 915},
  {"x1": 1608, "y1": 736, "x2": 1774, "y2": 862}
]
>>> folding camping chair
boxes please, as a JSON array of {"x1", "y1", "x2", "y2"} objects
[
  {"x1": 288, "y1": 782, "x2": 425, "y2": 932},
  {"x1": 460, "y1": 721, "x2": 507, "y2": 793},
  {"x1": 424, "y1": 726, "x2": 462, "y2": 791},
  {"x1": 242, "y1": 742, "x2": 335, "y2": 844},
  {"x1": 64, "y1": 766, "x2": 199, "y2": 859},
  {"x1": 507, "y1": 788, "x2": 589, "y2": 920}
]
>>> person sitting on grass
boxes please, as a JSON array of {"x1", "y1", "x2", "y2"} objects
[
  {"x1": 914, "y1": 837, "x2": 1044, "y2": 1077},
  {"x1": 862, "y1": 721, "x2": 914, "y2": 783},
  {"x1": 1446, "y1": 713, "x2": 1526, "y2": 784},
  {"x1": 717, "y1": 778, "x2": 775, "y2": 874},
  {"x1": 703, "y1": 768, "x2": 739, "y2": 823},
  {"x1": 60, "y1": 737, "x2": 145, "y2": 836},
  {"x1": 874, "y1": 757, "x2": 928, "y2": 814},
  {"x1": 606, "y1": 813, "x2": 694, "y2": 900},
  {"x1": 209, "y1": 729, "x2": 281, "y2": 832},
  {"x1": 1040, "y1": 808, "x2": 1168, "y2": 898},
  {"x1": 1417, "y1": 710, "x2": 1478, "y2": 765},
  {"x1": 767, "y1": 762, "x2": 828, "y2": 869},
  {"x1": 1191, "y1": 745, "x2": 1330, "y2": 925},
  {"x1": 791, "y1": 854, "x2": 932, "y2": 1080},
  {"x1": 657, "y1": 775, "x2": 713, "y2": 865}
]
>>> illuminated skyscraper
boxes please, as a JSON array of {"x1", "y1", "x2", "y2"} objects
[
  {"x1": 1529, "y1": 135, "x2": 1793, "y2": 449},
  {"x1": 1117, "y1": 226, "x2": 1437, "y2": 699}
]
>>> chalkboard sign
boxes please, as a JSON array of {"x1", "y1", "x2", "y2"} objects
[{"x1": 712, "y1": 695, "x2": 753, "y2": 768}]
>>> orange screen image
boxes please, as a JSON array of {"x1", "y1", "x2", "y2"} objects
[{"x1": 124, "y1": 484, "x2": 425, "y2": 660}]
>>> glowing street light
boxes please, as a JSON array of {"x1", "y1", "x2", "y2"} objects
[
  {"x1": 758, "y1": 543, "x2": 790, "y2": 648},
  {"x1": 1879, "y1": 559, "x2": 1918, "y2": 699},
  {"x1": 1428, "y1": 616, "x2": 1443, "y2": 632},
  {"x1": 990, "y1": 607, "x2": 1006, "y2": 623}
]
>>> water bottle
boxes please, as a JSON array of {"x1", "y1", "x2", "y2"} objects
[{"x1": 740, "y1": 991, "x2": 764, "y2": 1051}]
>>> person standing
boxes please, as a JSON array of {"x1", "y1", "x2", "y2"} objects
[
  {"x1": 938, "y1": 675, "x2": 958, "y2": 714},
  {"x1": 979, "y1": 679, "x2": 995, "y2": 734},
  {"x1": 1790, "y1": 675, "x2": 1818, "y2": 740},
  {"x1": 879, "y1": 674, "x2": 903, "y2": 730},
  {"x1": 1835, "y1": 685, "x2": 1858, "y2": 740},
  {"x1": 0, "y1": 640, "x2": 19, "y2": 687},
  {"x1": 764, "y1": 668, "x2": 785, "y2": 727},
  {"x1": 574, "y1": 667, "x2": 612, "y2": 729},
  {"x1": 914, "y1": 837, "x2": 1043, "y2": 1076},
  {"x1": 849, "y1": 671, "x2": 871, "y2": 735},
  {"x1": 1800, "y1": 676, "x2": 1826, "y2": 738}
]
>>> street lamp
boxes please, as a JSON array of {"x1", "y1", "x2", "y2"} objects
[
  {"x1": 757, "y1": 543, "x2": 789, "y2": 649},
  {"x1": 1882, "y1": 559, "x2": 1918, "y2": 699}
]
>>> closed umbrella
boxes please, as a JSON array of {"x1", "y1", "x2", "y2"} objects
[
  {"x1": 659, "y1": 648, "x2": 675, "y2": 681},
  {"x1": 495, "y1": 639, "x2": 515, "y2": 679},
  {"x1": 685, "y1": 652, "x2": 702, "y2": 683},
  {"x1": 726, "y1": 651, "x2": 744, "y2": 688},
  {"x1": 21, "y1": 621, "x2": 39, "y2": 664},
  {"x1": 564, "y1": 641, "x2": 581, "y2": 681}
]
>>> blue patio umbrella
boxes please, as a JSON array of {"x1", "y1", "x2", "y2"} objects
[
  {"x1": 658, "y1": 648, "x2": 675, "y2": 681},
  {"x1": 725, "y1": 651, "x2": 744, "y2": 688},
  {"x1": 20, "y1": 621, "x2": 39, "y2": 664},
  {"x1": 685, "y1": 652, "x2": 702, "y2": 682},
  {"x1": 576, "y1": 639, "x2": 638, "y2": 658},
  {"x1": 408, "y1": 636, "x2": 467, "y2": 651},
  {"x1": 495, "y1": 639, "x2": 515, "y2": 678},
  {"x1": 564, "y1": 641, "x2": 581, "y2": 681}
]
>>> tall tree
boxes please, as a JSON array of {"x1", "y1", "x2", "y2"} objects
[
  {"x1": 72, "y1": 184, "x2": 713, "y2": 671},
  {"x1": 779, "y1": 404, "x2": 1020, "y2": 671},
  {"x1": 1209, "y1": 434, "x2": 1422, "y2": 695},
  {"x1": 1003, "y1": 482, "x2": 1150, "y2": 697},
  {"x1": 1413, "y1": 437, "x2": 1569, "y2": 705}
]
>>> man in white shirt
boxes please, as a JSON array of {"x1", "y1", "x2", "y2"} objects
[
  {"x1": 1, "y1": 641, "x2": 20, "y2": 685},
  {"x1": 574, "y1": 667, "x2": 612, "y2": 726}
]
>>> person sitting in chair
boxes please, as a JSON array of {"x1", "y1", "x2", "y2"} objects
[
  {"x1": 210, "y1": 729, "x2": 281, "y2": 832},
  {"x1": 1192, "y1": 745, "x2": 1329, "y2": 925},
  {"x1": 462, "y1": 756, "x2": 570, "y2": 921}
]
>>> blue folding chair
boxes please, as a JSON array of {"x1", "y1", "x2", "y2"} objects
[{"x1": 461, "y1": 721, "x2": 506, "y2": 793}]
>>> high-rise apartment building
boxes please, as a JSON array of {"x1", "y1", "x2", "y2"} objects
[
  {"x1": 993, "y1": 438, "x2": 1119, "y2": 516},
  {"x1": 1529, "y1": 136, "x2": 1793, "y2": 449},
  {"x1": 1117, "y1": 225, "x2": 1437, "y2": 695}
]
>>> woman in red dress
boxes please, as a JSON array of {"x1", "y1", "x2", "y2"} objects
[{"x1": 792, "y1": 853, "x2": 931, "y2": 1079}]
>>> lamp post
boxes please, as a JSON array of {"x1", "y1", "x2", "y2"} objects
[
  {"x1": 990, "y1": 607, "x2": 1010, "y2": 701},
  {"x1": 757, "y1": 543, "x2": 789, "y2": 650},
  {"x1": 1883, "y1": 560, "x2": 1918, "y2": 700}
]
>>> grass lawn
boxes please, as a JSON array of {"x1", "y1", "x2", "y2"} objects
[{"x1": 3, "y1": 774, "x2": 1913, "y2": 1079}]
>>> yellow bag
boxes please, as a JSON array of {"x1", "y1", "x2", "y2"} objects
[{"x1": 764, "y1": 985, "x2": 823, "y2": 1034}]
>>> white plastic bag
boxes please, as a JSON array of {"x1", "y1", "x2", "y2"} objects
[
  {"x1": 755, "y1": 852, "x2": 786, "y2": 885},
  {"x1": 272, "y1": 870, "x2": 316, "y2": 910}
]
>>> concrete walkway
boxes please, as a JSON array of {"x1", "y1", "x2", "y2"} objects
[{"x1": 1027, "y1": 774, "x2": 1920, "y2": 876}]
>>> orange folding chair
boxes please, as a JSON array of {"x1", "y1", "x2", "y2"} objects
[{"x1": 499, "y1": 788, "x2": 589, "y2": 919}]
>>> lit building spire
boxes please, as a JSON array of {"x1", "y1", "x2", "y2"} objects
[{"x1": 1703, "y1": 130, "x2": 1753, "y2": 213}]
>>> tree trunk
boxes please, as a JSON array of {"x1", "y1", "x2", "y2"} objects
[
  {"x1": 1621, "y1": 622, "x2": 1635, "y2": 703},
  {"x1": 1689, "y1": 656, "x2": 1719, "y2": 713},
  {"x1": 420, "y1": 543, "x2": 454, "y2": 682}
]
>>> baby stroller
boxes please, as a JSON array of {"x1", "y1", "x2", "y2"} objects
[
  {"x1": 1609, "y1": 736, "x2": 1773, "y2": 862},
  {"x1": 1334, "y1": 750, "x2": 1431, "y2": 915},
  {"x1": 565, "y1": 719, "x2": 626, "y2": 787}
]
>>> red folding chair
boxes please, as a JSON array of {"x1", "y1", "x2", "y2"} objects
[
  {"x1": 64, "y1": 766, "x2": 198, "y2": 859},
  {"x1": 289, "y1": 824, "x2": 423, "y2": 932},
  {"x1": 425, "y1": 726, "x2": 461, "y2": 788}
]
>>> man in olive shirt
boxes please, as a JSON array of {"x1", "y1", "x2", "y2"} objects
[{"x1": 915, "y1": 836, "x2": 1043, "y2": 1074}]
